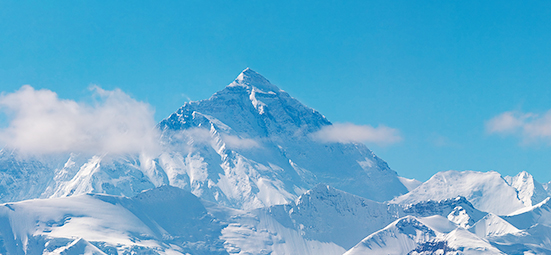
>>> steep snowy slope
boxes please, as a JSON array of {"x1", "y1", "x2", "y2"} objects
[
  {"x1": 0, "y1": 148, "x2": 55, "y2": 203},
  {"x1": 155, "y1": 68, "x2": 408, "y2": 208},
  {"x1": 0, "y1": 184, "x2": 402, "y2": 255},
  {"x1": 502, "y1": 197, "x2": 551, "y2": 229},
  {"x1": 266, "y1": 184, "x2": 405, "y2": 249},
  {"x1": 344, "y1": 216, "x2": 505, "y2": 255},
  {"x1": 0, "y1": 186, "x2": 227, "y2": 255},
  {"x1": 0, "y1": 149, "x2": 168, "y2": 205},
  {"x1": 403, "y1": 196, "x2": 486, "y2": 228},
  {"x1": 474, "y1": 201, "x2": 551, "y2": 254},
  {"x1": 211, "y1": 184, "x2": 406, "y2": 254},
  {"x1": 399, "y1": 176, "x2": 423, "y2": 192},
  {"x1": 392, "y1": 170, "x2": 526, "y2": 215},
  {"x1": 343, "y1": 216, "x2": 438, "y2": 255},
  {"x1": 0, "y1": 68, "x2": 407, "y2": 210},
  {"x1": 483, "y1": 224, "x2": 551, "y2": 254},
  {"x1": 504, "y1": 171, "x2": 549, "y2": 207},
  {"x1": 470, "y1": 213, "x2": 520, "y2": 238}
]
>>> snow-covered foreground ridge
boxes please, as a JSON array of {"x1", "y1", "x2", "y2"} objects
[
  {"x1": 1, "y1": 69, "x2": 551, "y2": 254},
  {"x1": 3, "y1": 177, "x2": 551, "y2": 255}
]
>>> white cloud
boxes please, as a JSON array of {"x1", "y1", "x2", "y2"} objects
[
  {"x1": 221, "y1": 134, "x2": 260, "y2": 149},
  {"x1": 0, "y1": 85, "x2": 160, "y2": 155},
  {"x1": 486, "y1": 110, "x2": 551, "y2": 144},
  {"x1": 310, "y1": 123, "x2": 402, "y2": 145}
]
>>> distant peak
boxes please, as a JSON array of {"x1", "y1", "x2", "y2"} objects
[
  {"x1": 229, "y1": 68, "x2": 281, "y2": 92},
  {"x1": 516, "y1": 171, "x2": 531, "y2": 178}
]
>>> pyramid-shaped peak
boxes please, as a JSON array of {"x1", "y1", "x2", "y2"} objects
[
  {"x1": 229, "y1": 68, "x2": 281, "y2": 92},
  {"x1": 515, "y1": 171, "x2": 532, "y2": 179}
]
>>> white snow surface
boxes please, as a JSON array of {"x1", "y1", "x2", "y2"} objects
[
  {"x1": 0, "y1": 68, "x2": 407, "y2": 211},
  {"x1": 2, "y1": 69, "x2": 551, "y2": 254},
  {"x1": 392, "y1": 170, "x2": 527, "y2": 215},
  {"x1": 343, "y1": 216, "x2": 437, "y2": 255},
  {"x1": 470, "y1": 213, "x2": 520, "y2": 238},
  {"x1": 399, "y1": 176, "x2": 423, "y2": 192},
  {"x1": 344, "y1": 215, "x2": 505, "y2": 255},
  {"x1": 504, "y1": 171, "x2": 549, "y2": 207},
  {"x1": 0, "y1": 185, "x2": 227, "y2": 254}
]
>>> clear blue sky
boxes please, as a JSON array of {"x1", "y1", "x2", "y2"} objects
[{"x1": 2, "y1": 1, "x2": 551, "y2": 182}]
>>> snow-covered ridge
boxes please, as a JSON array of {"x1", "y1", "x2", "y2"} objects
[
  {"x1": 2, "y1": 69, "x2": 551, "y2": 254},
  {"x1": 1, "y1": 175, "x2": 551, "y2": 254},
  {"x1": 0, "y1": 68, "x2": 408, "y2": 209},
  {"x1": 392, "y1": 170, "x2": 530, "y2": 215}
]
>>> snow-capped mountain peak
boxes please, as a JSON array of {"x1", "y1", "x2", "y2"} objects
[
  {"x1": 504, "y1": 171, "x2": 549, "y2": 207},
  {"x1": 229, "y1": 68, "x2": 281, "y2": 93}
]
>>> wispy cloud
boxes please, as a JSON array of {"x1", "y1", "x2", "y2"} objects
[
  {"x1": 221, "y1": 134, "x2": 260, "y2": 149},
  {"x1": 310, "y1": 123, "x2": 402, "y2": 146},
  {"x1": 486, "y1": 110, "x2": 551, "y2": 144},
  {"x1": 0, "y1": 85, "x2": 160, "y2": 155}
]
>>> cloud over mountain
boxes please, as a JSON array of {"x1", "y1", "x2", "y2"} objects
[
  {"x1": 310, "y1": 123, "x2": 402, "y2": 145},
  {"x1": 0, "y1": 85, "x2": 159, "y2": 155}
]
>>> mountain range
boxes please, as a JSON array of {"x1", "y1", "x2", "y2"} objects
[{"x1": 1, "y1": 69, "x2": 550, "y2": 254}]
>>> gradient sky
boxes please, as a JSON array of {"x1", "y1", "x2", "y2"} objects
[{"x1": 2, "y1": 1, "x2": 551, "y2": 182}]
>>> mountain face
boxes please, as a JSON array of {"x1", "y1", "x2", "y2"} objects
[
  {"x1": 504, "y1": 171, "x2": 549, "y2": 207},
  {"x1": 0, "y1": 186, "x2": 227, "y2": 255},
  {"x1": 154, "y1": 68, "x2": 408, "y2": 208},
  {"x1": 2, "y1": 182, "x2": 551, "y2": 255},
  {"x1": 391, "y1": 170, "x2": 528, "y2": 215},
  {"x1": 0, "y1": 68, "x2": 407, "y2": 210},
  {"x1": 3, "y1": 69, "x2": 551, "y2": 254}
]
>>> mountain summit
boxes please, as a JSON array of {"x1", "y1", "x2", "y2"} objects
[
  {"x1": 0, "y1": 68, "x2": 408, "y2": 209},
  {"x1": 229, "y1": 67, "x2": 281, "y2": 92},
  {"x1": 158, "y1": 68, "x2": 408, "y2": 208}
]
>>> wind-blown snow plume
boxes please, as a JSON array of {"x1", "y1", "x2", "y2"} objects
[
  {"x1": 310, "y1": 123, "x2": 402, "y2": 145},
  {"x1": 486, "y1": 110, "x2": 551, "y2": 144},
  {"x1": 0, "y1": 85, "x2": 160, "y2": 154}
]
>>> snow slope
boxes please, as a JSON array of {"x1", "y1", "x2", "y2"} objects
[
  {"x1": 2, "y1": 69, "x2": 551, "y2": 254},
  {"x1": 403, "y1": 196, "x2": 486, "y2": 228},
  {"x1": 470, "y1": 213, "x2": 520, "y2": 238},
  {"x1": 504, "y1": 171, "x2": 549, "y2": 207},
  {"x1": 0, "y1": 68, "x2": 408, "y2": 211},
  {"x1": 343, "y1": 216, "x2": 438, "y2": 255},
  {"x1": 155, "y1": 68, "x2": 408, "y2": 208},
  {"x1": 0, "y1": 186, "x2": 226, "y2": 255},
  {"x1": 392, "y1": 170, "x2": 527, "y2": 215},
  {"x1": 344, "y1": 215, "x2": 505, "y2": 255}
]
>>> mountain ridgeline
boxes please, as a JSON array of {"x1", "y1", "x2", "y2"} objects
[
  {"x1": 0, "y1": 68, "x2": 408, "y2": 209},
  {"x1": 2, "y1": 69, "x2": 551, "y2": 254}
]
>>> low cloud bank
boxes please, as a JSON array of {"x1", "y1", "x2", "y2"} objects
[
  {"x1": 486, "y1": 110, "x2": 551, "y2": 144},
  {"x1": 0, "y1": 85, "x2": 160, "y2": 155},
  {"x1": 310, "y1": 123, "x2": 402, "y2": 145}
]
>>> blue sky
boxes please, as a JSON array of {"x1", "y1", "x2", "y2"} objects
[{"x1": 2, "y1": 1, "x2": 551, "y2": 182}]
